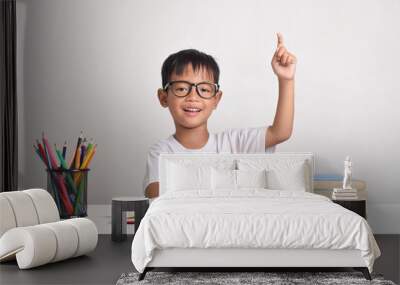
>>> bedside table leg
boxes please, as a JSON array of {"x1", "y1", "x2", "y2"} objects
[{"x1": 112, "y1": 201, "x2": 126, "y2": 242}]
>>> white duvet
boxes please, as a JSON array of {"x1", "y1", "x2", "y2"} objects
[{"x1": 131, "y1": 189, "x2": 380, "y2": 273}]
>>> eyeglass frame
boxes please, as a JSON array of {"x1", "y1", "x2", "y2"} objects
[{"x1": 163, "y1": 80, "x2": 220, "y2": 99}]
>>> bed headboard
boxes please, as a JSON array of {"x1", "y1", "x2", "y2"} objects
[{"x1": 159, "y1": 152, "x2": 314, "y2": 195}]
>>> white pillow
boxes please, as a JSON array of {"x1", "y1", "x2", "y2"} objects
[
  {"x1": 238, "y1": 159, "x2": 311, "y2": 192},
  {"x1": 211, "y1": 168, "x2": 237, "y2": 190},
  {"x1": 166, "y1": 162, "x2": 212, "y2": 192},
  {"x1": 211, "y1": 168, "x2": 268, "y2": 190},
  {"x1": 236, "y1": 169, "x2": 267, "y2": 188},
  {"x1": 266, "y1": 161, "x2": 308, "y2": 191}
]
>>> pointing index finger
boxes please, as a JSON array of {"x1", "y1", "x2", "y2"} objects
[{"x1": 277, "y1": 32, "x2": 284, "y2": 48}]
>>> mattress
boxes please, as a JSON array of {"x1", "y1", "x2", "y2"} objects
[{"x1": 131, "y1": 189, "x2": 380, "y2": 273}]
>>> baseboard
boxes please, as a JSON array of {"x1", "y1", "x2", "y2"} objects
[
  {"x1": 87, "y1": 205, "x2": 111, "y2": 234},
  {"x1": 87, "y1": 203, "x2": 400, "y2": 235}
]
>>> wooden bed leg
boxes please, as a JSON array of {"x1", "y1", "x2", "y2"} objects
[
  {"x1": 138, "y1": 268, "x2": 148, "y2": 281},
  {"x1": 354, "y1": 267, "x2": 372, "y2": 280}
]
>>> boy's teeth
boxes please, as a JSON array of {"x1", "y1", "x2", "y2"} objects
[{"x1": 184, "y1": 108, "x2": 201, "y2": 112}]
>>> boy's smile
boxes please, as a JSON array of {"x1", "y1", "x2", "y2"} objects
[{"x1": 182, "y1": 105, "x2": 201, "y2": 116}]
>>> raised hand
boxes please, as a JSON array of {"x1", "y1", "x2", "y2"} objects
[{"x1": 271, "y1": 33, "x2": 297, "y2": 80}]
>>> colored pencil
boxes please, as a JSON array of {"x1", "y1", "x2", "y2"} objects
[
  {"x1": 82, "y1": 144, "x2": 96, "y2": 169},
  {"x1": 36, "y1": 140, "x2": 49, "y2": 166},
  {"x1": 74, "y1": 179, "x2": 85, "y2": 216},
  {"x1": 75, "y1": 145, "x2": 96, "y2": 185},
  {"x1": 81, "y1": 143, "x2": 96, "y2": 169},
  {"x1": 55, "y1": 146, "x2": 69, "y2": 169},
  {"x1": 74, "y1": 143, "x2": 81, "y2": 170},
  {"x1": 86, "y1": 138, "x2": 94, "y2": 154},
  {"x1": 73, "y1": 143, "x2": 94, "y2": 184},
  {"x1": 37, "y1": 139, "x2": 52, "y2": 170},
  {"x1": 80, "y1": 138, "x2": 87, "y2": 166},
  {"x1": 53, "y1": 174, "x2": 74, "y2": 215},
  {"x1": 62, "y1": 141, "x2": 67, "y2": 160},
  {"x1": 33, "y1": 145, "x2": 43, "y2": 161},
  {"x1": 74, "y1": 145, "x2": 97, "y2": 209},
  {"x1": 70, "y1": 131, "x2": 83, "y2": 169},
  {"x1": 55, "y1": 147, "x2": 78, "y2": 196},
  {"x1": 56, "y1": 145, "x2": 78, "y2": 206},
  {"x1": 42, "y1": 132, "x2": 59, "y2": 169}
]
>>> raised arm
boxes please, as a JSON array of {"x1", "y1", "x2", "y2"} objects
[{"x1": 266, "y1": 33, "x2": 297, "y2": 148}]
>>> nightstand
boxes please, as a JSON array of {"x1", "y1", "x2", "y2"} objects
[
  {"x1": 332, "y1": 199, "x2": 366, "y2": 219},
  {"x1": 314, "y1": 186, "x2": 368, "y2": 219},
  {"x1": 111, "y1": 197, "x2": 149, "y2": 242}
]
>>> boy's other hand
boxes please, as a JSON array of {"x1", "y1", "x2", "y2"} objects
[
  {"x1": 145, "y1": 182, "x2": 159, "y2": 198},
  {"x1": 271, "y1": 33, "x2": 297, "y2": 81}
]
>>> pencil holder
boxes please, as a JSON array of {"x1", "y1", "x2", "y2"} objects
[{"x1": 46, "y1": 169, "x2": 89, "y2": 219}]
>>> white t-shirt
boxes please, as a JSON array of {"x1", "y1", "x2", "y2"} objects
[{"x1": 143, "y1": 126, "x2": 276, "y2": 192}]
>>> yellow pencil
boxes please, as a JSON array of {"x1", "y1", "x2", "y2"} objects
[
  {"x1": 74, "y1": 143, "x2": 81, "y2": 170},
  {"x1": 80, "y1": 144, "x2": 96, "y2": 169},
  {"x1": 75, "y1": 145, "x2": 97, "y2": 185}
]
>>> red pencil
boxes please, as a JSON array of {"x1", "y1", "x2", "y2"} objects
[
  {"x1": 36, "y1": 140, "x2": 49, "y2": 167},
  {"x1": 42, "y1": 132, "x2": 59, "y2": 169}
]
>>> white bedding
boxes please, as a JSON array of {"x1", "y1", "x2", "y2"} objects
[{"x1": 131, "y1": 189, "x2": 380, "y2": 273}]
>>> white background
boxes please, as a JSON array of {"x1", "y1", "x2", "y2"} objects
[{"x1": 16, "y1": 0, "x2": 400, "y2": 233}]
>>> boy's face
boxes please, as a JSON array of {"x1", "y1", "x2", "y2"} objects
[{"x1": 158, "y1": 64, "x2": 222, "y2": 130}]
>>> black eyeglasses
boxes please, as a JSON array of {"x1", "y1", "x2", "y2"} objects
[{"x1": 163, "y1": 80, "x2": 220, "y2": 99}]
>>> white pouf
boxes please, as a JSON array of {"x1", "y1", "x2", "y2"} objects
[{"x1": 0, "y1": 189, "x2": 98, "y2": 269}]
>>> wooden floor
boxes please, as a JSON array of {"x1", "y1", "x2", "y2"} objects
[{"x1": 0, "y1": 235, "x2": 398, "y2": 285}]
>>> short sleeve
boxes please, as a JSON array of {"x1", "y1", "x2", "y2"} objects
[
  {"x1": 142, "y1": 145, "x2": 163, "y2": 195},
  {"x1": 223, "y1": 126, "x2": 276, "y2": 153}
]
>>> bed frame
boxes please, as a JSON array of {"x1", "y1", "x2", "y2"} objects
[
  {"x1": 138, "y1": 153, "x2": 372, "y2": 281},
  {"x1": 139, "y1": 248, "x2": 371, "y2": 280}
]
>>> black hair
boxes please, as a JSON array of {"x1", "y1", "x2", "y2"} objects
[{"x1": 161, "y1": 49, "x2": 220, "y2": 88}]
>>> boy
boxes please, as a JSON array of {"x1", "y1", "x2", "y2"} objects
[{"x1": 144, "y1": 33, "x2": 297, "y2": 198}]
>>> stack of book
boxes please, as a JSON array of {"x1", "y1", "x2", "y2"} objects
[{"x1": 332, "y1": 188, "x2": 358, "y2": 200}]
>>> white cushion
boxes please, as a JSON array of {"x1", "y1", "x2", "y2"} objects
[
  {"x1": 212, "y1": 168, "x2": 237, "y2": 190},
  {"x1": 266, "y1": 161, "x2": 308, "y2": 191},
  {"x1": 211, "y1": 169, "x2": 268, "y2": 190},
  {"x1": 0, "y1": 191, "x2": 39, "y2": 227},
  {"x1": 237, "y1": 169, "x2": 267, "y2": 188},
  {"x1": 238, "y1": 159, "x2": 311, "y2": 192},
  {"x1": 0, "y1": 226, "x2": 57, "y2": 269},
  {"x1": 24, "y1": 189, "x2": 60, "y2": 224},
  {"x1": 0, "y1": 196, "x2": 17, "y2": 237},
  {"x1": 0, "y1": 218, "x2": 98, "y2": 269},
  {"x1": 0, "y1": 189, "x2": 60, "y2": 237},
  {"x1": 166, "y1": 162, "x2": 212, "y2": 192},
  {"x1": 42, "y1": 221, "x2": 79, "y2": 262},
  {"x1": 63, "y1": 218, "x2": 98, "y2": 257}
]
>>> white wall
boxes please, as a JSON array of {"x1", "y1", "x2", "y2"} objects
[{"x1": 17, "y1": 0, "x2": 400, "y2": 233}]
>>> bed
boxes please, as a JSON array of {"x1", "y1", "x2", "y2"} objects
[{"x1": 131, "y1": 153, "x2": 381, "y2": 281}]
